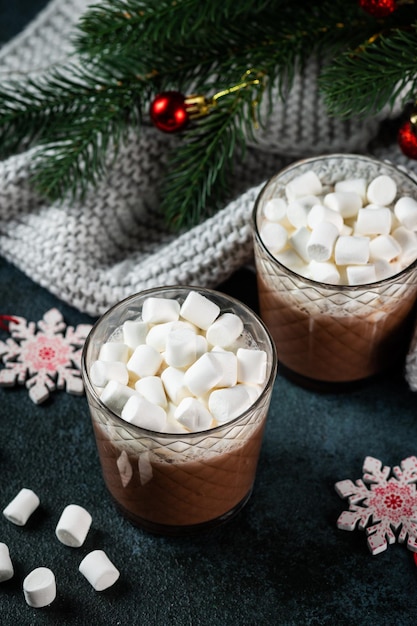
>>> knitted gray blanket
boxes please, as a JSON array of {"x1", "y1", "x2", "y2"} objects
[{"x1": 1, "y1": 0, "x2": 417, "y2": 389}]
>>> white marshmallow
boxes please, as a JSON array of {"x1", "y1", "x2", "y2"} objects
[
  {"x1": 141, "y1": 296, "x2": 180, "y2": 324},
  {"x1": 306, "y1": 221, "x2": 339, "y2": 261},
  {"x1": 127, "y1": 344, "x2": 162, "y2": 378},
  {"x1": 392, "y1": 226, "x2": 417, "y2": 265},
  {"x1": 290, "y1": 227, "x2": 311, "y2": 263},
  {"x1": 259, "y1": 221, "x2": 288, "y2": 253},
  {"x1": 3, "y1": 488, "x2": 40, "y2": 526},
  {"x1": 90, "y1": 360, "x2": 129, "y2": 388},
  {"x1": 237, "y1": 348, "x2": 267, "y2": 384},
  {"x1": 174, "y1": 397, "x2": 213, "y2": 431},
  {"x1": 275, "y1": 248, "x2": 306, "y2": 272},
  {"x1": 208, "y1": 385, "x2": 253, "y2": 423},
  {"x1": 323, "y1": 191, "x2": 362, "y2": 219},
  {"x1": 374, "y1": 259, "x2": 398, "y2": 281},
  {"x1": 99, "y1": 379, "x2": 137, "y2": 416},
  {"x1": 210, "y1": 348, "x2": 238, "y2": 387},
  {"x1": 307, "y1": 204, "x2": 344, "y2": 232},
  {"x1": 366, "y1": 174, "x2": 397, "y2": 205},
  {"x1": 79, "y1": 550, "x2": 120, "y2": 591},
  {"x1": 180, "y1": 291, "x2": 220, "y2": 330},
  {"x1": 286, "y1": 200, "x2": 309, "y2": 229},
  {"x1": 334, "y1": 177, "x2": 367, "y2": 201},
  {"x1": 355, "y1": 207, "x2": 392, "y2": 236},
  {"x1": 346, "y1": 264, "x2": 377, "y2": 285},
  {"x1": 184, "y1": 352, "x2": 222, "y2": 396},
  {"x1": 98, "y1": 341, "x2": 130, "y2": 363},
  {"x1": 55, "y1": 504, "x2": 92, "y2": 548},
  {"x1": 285, "y1": 170, "x2": 322, "y2": 201},
  {"x1": 206, "y1": 313, "x2": 244, "y2": 347},
  {"x1": 0, "y1": 543, "x2": 14, "y2": 582},
  {"x1": 121, "y1": 394, "x2": 167, "y2": 431},
  {"x1": 23, "y1": 567, "x2": 56, "y2": 608},
  {"x1": 196, "y1": 334, "x2": 209, "y2": 358},
  {"x1": 334, "y1": 235, "x2": 370, "y2": 265},
  {"x1": 308, "y1": 260, "x2": 341, "y2": 284},
  {"x1": 263, "y1": 197, "x2": 287, "y2": 222},
  {"x1": 145, "y1": 321, "x2": 193, "y2": 352},
  {"x1": 369, "y1": 234, "x2": 401, "y2": 262},
  {"x1": 135, "y1": 376, "x2": 167, "y2": 407},
  {"x1": 122, "y1": 320, "x2": 148, "y2": 349},
  {"x1": 394, "y1": 196, "x2": 417, "y2": 230},
  {"x1": 161, "y1": 367, "x2": 192, "y2": 405},
  {"x1": 165, "y1": 328, "x2": 198, "y2": 368}
]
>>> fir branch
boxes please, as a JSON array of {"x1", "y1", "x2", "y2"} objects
[
  {"x1": 161, "y1": 90, "x2": 256, "y2": 230},
  {"x1": 319, "y1": 25, "x2": 417, "y2": 118}
]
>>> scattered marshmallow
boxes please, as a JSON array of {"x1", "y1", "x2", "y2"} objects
[
  {"x1": 127, "y1": 344, "x2": 162, "y2": 378},
  {"x1": 366, "y1": 174, "x2": 397, "y2": 205},
  {"x1": 174, "y1": 397, "x2": 213, "y2": 431},
  {"x1": 394, "y1": 196, "x2": 417, "y2": 230},
  {"x1": 90, "y1": 360, "x2": 129, "y2": 388},
  {"x1": 23, "y1": 567, "x2": 56, "y2": 608},
  {"x1": 141, "y1": 296, "x2": 180, "y2": 324},
  {"x1": 79, "y1": 550, "x2": 120, "y2": 591},
  {"x1": 334, "y1": 235, "x2": 370, "y2": 266},
  {"x1": 180, "y1": 290, "x2": 220, "y2": 330},
  {"x1": 306, "y1": 221, "x2": 339, "y2": 262},
  {"x1": 121, "y1": 394, "x2": 167, "y2": 431},
  {"x1": 55, "y1": 504, "x2": 92, "y2": 548},
  {"x1": 206, "y1": 313, "x2": 244, "y2": 347},
  {"x1": 0, "y1": 543, "x2": 14, "y2": 582},
  {"x1": 237, "y1": 348, "x2": 267, "y2": 385},
  {"x1": 3, "y1": 488, "x2": 40, "y2": 526}
]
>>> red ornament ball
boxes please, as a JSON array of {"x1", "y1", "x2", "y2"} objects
[
  {"x1": 150, "y1": 91, "x2": 189, "y2": 133},
  {"x1": 358, "y1": 0, "x2": 397, "y2": 17},
  {"x1": 398, "y1": 120, "x2": 417, "y2": 160}
]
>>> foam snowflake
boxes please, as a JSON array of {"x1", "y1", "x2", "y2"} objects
[
  {"x1": 0, "y1": 309, "x2": 92, "y2": 404},
  {"x1": 335, "y1": 456, "x2": 417, "y2": 555}
]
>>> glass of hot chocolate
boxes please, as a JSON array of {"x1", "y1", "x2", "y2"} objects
[
  {"x1": 82, "y1": 286, "x2": 277, "y2": 535},
  {"x1": 253, "y1": 154, "x2": 417, "y2": 389}
]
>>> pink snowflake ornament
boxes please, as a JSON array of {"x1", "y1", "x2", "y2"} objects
[
  {"x1": 335, "y1": 456, "x2": 417, "y2": 555},
  {"x1": 0, "y1": 309, "x2": 92, "y2": 404}
]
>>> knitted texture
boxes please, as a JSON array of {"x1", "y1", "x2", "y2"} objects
[{"x1": 1, "y1": 0, "x2": 417, "y2": 388}]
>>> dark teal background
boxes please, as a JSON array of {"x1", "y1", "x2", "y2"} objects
[{"x1": 1, "y1": 4, "x2": 417, "y2": 625}]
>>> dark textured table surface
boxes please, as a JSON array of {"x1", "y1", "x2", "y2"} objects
[{"x1": 2, "y1": 5, "x2": 417, "y2": 625}]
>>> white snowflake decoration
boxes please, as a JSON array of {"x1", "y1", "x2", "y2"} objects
[
  {"x1": 0, "y1": 308, "x2": 92, "y2": 404},
  {"x1": 335, "y1": 456, "x2": 417, "y2": 555}
]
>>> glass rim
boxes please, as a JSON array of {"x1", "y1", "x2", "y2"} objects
[
  {"x1": 81, "y1": 284, "x2": 278, "y2": 439},
  {"x1": 252, "y1": 153, "x2": 417, "y2": 291}
]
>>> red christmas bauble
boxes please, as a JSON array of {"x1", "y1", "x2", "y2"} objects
[
  {"x1": 398, "y1": 120, "x2": 417, "y2": 160},
  {"x1": 358, "y1": 0, "x2": 397, "y2": 17},
  {"x1": 150, "y1": 91, "x2": 189, "y2": 133}
]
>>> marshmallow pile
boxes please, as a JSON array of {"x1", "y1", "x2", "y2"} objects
[
  {"x1": 91, "y1": 291, "x2": 268, "y2": 433},
  {"x1": 2, "y1": 488, "x2": 119, "y2": 608},
  {"x1": 259, "y1": 169, "x2": 417, "y2": 285}
]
